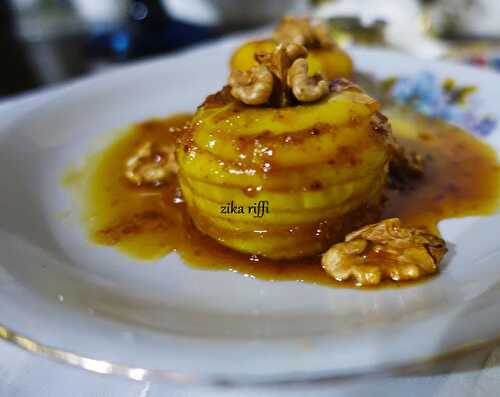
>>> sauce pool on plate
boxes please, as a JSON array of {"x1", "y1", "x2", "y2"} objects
[{"x1": 63, "y1": 107, "x2": 500, "y2": 288}]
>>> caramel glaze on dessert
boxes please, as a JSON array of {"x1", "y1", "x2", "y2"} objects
[{"x1": 63, "y1": 107, "x2": 500, "y2": 289}]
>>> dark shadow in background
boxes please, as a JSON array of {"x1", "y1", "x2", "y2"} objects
[{"x1": 0, "y1": 0, "x2": 41, "y2": 96}]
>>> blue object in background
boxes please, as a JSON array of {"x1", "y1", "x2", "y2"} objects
[{"x1": 86, "y1": 0, "x2": 216, "y2": 61}]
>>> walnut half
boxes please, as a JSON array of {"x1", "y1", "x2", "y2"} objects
[
  {"x1": 125, "y1": 141, "x2": 178, "y2": 186},
  {"x1": 287, "y1": 58, "x2": 329, "y2": 102},
  {"x1": 229, "y1": 64, "x2": 274, "y2": 106},
  {"x1": 322, "y1": 218, "x2": 447, "y2": 286}
]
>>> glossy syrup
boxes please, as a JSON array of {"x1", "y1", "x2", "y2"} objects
[{"x1": 63, "y1": 107, "x2": 500, "y2": 288}]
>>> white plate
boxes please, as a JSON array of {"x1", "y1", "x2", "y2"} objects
[{"x1": 1, "y1": 37, "x2": 500, "y2": 385}]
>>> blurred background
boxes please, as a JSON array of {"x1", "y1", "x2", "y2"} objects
[{"x1": 2, "y1": 0, "x2": 500, "y2": 98}]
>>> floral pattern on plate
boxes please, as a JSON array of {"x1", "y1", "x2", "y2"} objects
[{"x1": 386, "y1": 71, "x2": 497, "y2": 137}]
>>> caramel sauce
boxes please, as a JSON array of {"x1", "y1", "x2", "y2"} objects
[
  {"x1": 64, "y1": 107, "x2": 500, "y2": 288},
  {"x1": 383, "y1": 108, "x2": 500, "y2": 231}
]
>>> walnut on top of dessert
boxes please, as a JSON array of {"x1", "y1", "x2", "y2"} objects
[
  {"x1": 229, "y1": 43, "x2": 329, "y2": 106},
  {"x1": 228, "y1": 64, "x2": 274, "y2": 106}
]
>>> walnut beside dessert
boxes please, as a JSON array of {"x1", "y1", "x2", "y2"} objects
[
  {"x1": 322, "y1": 218, "x2": 447, "y2": 286},
  {"x1": 125, "y1": 141, "x2": 178, "y2": 186}
]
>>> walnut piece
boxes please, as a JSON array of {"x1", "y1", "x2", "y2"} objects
[
  {"x1": 322, "y1": 218, "x2": 447, "y2": 286},
  {"x1": 287, "y1": 58, "x2": 329, "y2": 102},
  {"x1": 388, "y1": 141, "x2": 425, "y2": 189},
  {"x1": 229, "y1": 64, "x2": 274, "y2": 106},
  {"x1": 255, "y1": 43, "x2": 307, "y2": 81},
  {"x1": 254, "y1": 43, "x2": 308, "y2": 107},
  {"x1": 229, "y1": 43, "x2": 329, "y2": 106},
  {"x1": 125, "y1": 141, "x2": 178, "y2": 186},
  {"x1": 273, "y1": 16, "x2": 333, "y2": 49}
]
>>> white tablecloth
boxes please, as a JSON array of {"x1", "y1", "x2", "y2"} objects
[{"x1": 2, "y1": 68, "x2": 500, "y2": 397}]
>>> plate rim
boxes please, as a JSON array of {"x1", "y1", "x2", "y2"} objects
[{"x1": 2, "y1": 321, "x2": 500, "y2": 386}]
